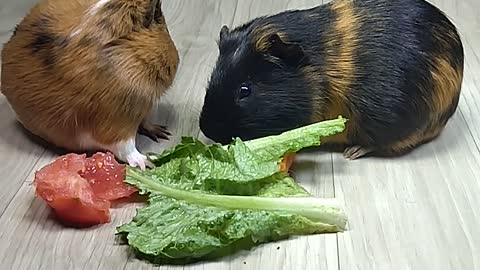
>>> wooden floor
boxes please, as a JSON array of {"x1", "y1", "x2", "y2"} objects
[{"x1": 1, "y1": 0, "x2": 479, "y2": 269}]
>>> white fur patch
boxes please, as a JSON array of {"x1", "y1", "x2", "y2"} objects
[
  {"x1": 233, "y1": 47, "x2": 241, "y2": 58},
  {"x1": 70, "y1": 29, "x2": 82, "y2": 37},
  {"x1": 87, "y1": 0, "x2": 112, "y2": 16},
  {"x1": 77, "y1": 133, "x2": 151, "y2": 169},
  {"x1": 77, "y1": 133, "x2": 103, "y2": 150},
  {"x1": 70, "y1": 0, "x2": 112, "y2": 37},
  {"x1": 230, "y1": 41, "x2": 247, "y2": 66}
]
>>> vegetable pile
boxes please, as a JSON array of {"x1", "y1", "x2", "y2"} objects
[
  {"x1": 117, "y1": 116, "x2": 349, "y2": 261},
  {"x1": 33, "y1": 116, "x2": 349, "y2": 262}
]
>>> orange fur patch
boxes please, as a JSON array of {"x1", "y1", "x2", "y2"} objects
[
  {"x1": 325, "y1": 0, "x2": 359, "y2": 103},
  {"x1": 387, "y1": 122, "x2": 446, "y2": 154},
  {"x1": 279, "y1": 152, "x2": 296, "y2": 173},
  {"x1": 305, "y1": 0, "x2": 360, "y2": 145},
  {"x1": 387, "y1": 129, "x2": 425, "y2": 154},
  {"x1": 252, "y1": 24, "x2": 288, "y2": 53},
  {"x1": 429, "y1": 56, "x2": 463, "y2": 120}
]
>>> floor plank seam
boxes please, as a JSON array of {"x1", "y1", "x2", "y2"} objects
[
  {"x1": 458, "y1": 107, "x2": 480, "y2": 155},
  {"x1": 330, "y1": 153, "x2": 341, "y2": 270},
  {"x1": 336, "y1": 234, "x2": 341, "y2": 270},
  {"x1": 330, "y1": 153, "x2": 336, "y2": 198},
  {"x1": 466, "y1": 38, "x2": 480, "y2": 63}
]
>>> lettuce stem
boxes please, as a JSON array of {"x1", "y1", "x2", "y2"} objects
[{"x1": 127, "y1": 169, "x2": 347, "y2": 230}]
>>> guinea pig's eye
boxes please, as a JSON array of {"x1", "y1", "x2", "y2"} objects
[{"x1": 239, "y1": 83, "x2": 252, "y2": 99}]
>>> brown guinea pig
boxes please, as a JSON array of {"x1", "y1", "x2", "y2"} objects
[
  {"x1": 199, "y1": 0, "x2": 464, "y2": 160},
  {"x1": 1, "y1": 0, "x2": 179, "y2": 169}
]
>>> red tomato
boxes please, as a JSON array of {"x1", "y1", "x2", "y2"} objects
[
  {"x1": 81, "y1": 152, "x2": 137, "y2": 201},
  {"x1": 34, "y1": 152, "x2": 136, "y2": 227}
]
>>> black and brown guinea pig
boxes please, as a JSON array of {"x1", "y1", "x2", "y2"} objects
[
  {"x1": 1, "y1": 0, "x2": 179, "y2": 169},
  {"x1": 199, "y1": 0, "x2": 464, "y2": 160}
]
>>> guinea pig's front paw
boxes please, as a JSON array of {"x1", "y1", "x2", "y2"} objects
[
  {"x1": 108, "y1": 138, "x2": 154, "y2": 170},
  {"x1": 138, "y1": 122, "x2": 171, "y2": 142},
  {"x1": 126, "y1": 151, "x2": 154, "y2": 170},
  {"x1": 343, "y1": 145, "x2": 374, "y2": 160}
]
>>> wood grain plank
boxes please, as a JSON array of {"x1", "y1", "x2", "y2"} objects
[
  {"x1": 335, "y1": 112, "x2": 480, "y2": 270},
  {"x1": 455, "y1": 29, "x2": 480, "y2": 155},
  {"x1": 0, "y1": 96, "x2": 46, "y2": 216}
]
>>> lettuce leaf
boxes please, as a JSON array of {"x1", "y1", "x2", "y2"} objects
[
  {"x1": 243, "y1": 116, "x2": 348, "y2": 162},
  {"x1": 117, "y1": 116, "x2": 348, "y2": 262}
]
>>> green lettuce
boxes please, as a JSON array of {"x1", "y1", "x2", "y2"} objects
[{"x1": 117, "y1": 116, "x2": 348, "y2": 262}]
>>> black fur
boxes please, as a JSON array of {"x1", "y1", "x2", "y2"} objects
[
  {"x1": 12, "y1": 24, "x2": 19, "y2": 37},
  {"x1": 100, "y1": 0, "x2": 163, "y2": 31},
  {"x1": 144, "y1": 0, "x2": 156, "y2": 27},
  {"x1": 199, "y1": 0, "x2": 464, "y2": 151},
  {"x1": 143, "y1": 0, "x2": 163, "y2": 27},
  {"x1": 200, "y1": 8, "x2": 326, "y2": 144},
  {"x1": 30, "y1": 32, "x2": 54, "y2": 53},
  {"x1": 154, "y1": 0, "x2": 163, "y2": 24},
  {"x1": 27, "y1": 17, "x2": 65, "y2": 68}
]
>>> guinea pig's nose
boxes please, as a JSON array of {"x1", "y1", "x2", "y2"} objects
[{"x1": 199, "y1": 118, "x2": 231, "y2": 145}]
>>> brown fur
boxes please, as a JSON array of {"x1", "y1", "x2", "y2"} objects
[{"x1": 1, "y1": 0, "x2": 179, "y2": 150}]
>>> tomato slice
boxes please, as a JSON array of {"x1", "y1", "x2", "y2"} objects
[
  {"x1": 33, "y1": 152, "x2": 137, "y2": 227},
  {"x1": 81, "y1": 152, "x2": 137, "y2": 201},
  {"x1": 34, "y1": 155, "x2": 110, "y2": 226}
]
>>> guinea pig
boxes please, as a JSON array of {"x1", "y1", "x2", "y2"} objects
[
  {"x1": 199, "y1": 0, "x2": 464, "y2": 160},
  {"x1": 1, "y1": 0, "x2": 179, "y2": 169}
]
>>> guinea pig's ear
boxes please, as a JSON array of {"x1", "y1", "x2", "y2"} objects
[
  {"x1": 220, "y1": 25, "x2": 230, "y2": 41},
  {"x1": 266, "y1": 34, "x2": 306, "y2": 66}
]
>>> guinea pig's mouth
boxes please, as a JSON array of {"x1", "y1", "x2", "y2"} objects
[
  {"x1": 199, "y1": 118, "x2": 235, "y2": 145},
  {"x1": 200, "y1": 128, "x2": 233, "y2": 145},
  {"x1": 199, "y1": 116, "x2": 283, "y2": 145}
]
